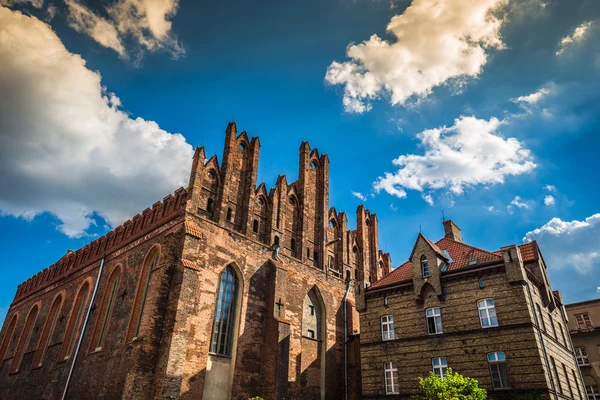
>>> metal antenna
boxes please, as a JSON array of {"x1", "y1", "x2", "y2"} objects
[
  {"x1": 441, "y1": 210, "x2": 446, "y2": 223},
  {"x1": 419, "y1": 224, "x2": 422, "y2": 233}
]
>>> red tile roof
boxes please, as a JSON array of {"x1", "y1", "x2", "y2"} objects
[{"x1": 368, "y1": 236, "x2": 538, "y2": 290}]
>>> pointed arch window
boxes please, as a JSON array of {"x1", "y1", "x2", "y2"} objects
[
  {"x1": 421, "y1": 255, "x2": 430, "y2": 277},
  {"x1": 0, "y1": 313, "x2": 18, "y2": 363},
  {"x1": 59, "y1": 281, "x2": 91, "y2": 361},
  {"x1": 90, "y1": 266, "x2": 121, "y2": 351},
  {"x1": 10, "y1": 304, "x2": 39, "y2": 373},
  {"x1": 33, "y1": 294, "x2": 63, "y2": 367},
  {"x1": 210, "y1": 265, "x2": 239, "y2": 356},
  {"x1": 126, "y1": 248, "x2": 160, "y2": 342},
  {"x1": 253, "y1": 219, "x2": 259, "y2": 233}
]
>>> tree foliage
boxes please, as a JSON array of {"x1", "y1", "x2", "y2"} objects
[{"x1": 413, "y1": 369, "x2": 487, "y2": 400}]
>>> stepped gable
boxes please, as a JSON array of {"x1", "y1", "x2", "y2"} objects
[
  {"x1": 13, "y1": 187, "x2": 188, "y2": 304},
  {"x1": 369, "y1": 236, "x2": 538, "y2": 290}
]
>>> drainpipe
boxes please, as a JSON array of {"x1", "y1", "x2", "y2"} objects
[
  {"x1": 343, "y1": 278, "x2": 351, "y2": 400},
  {"x1": 558, "y1": 304, "x2": 587, "y2": 397},
  {"x1": 62, "y1": 256, "x2": 105, "y2": 400},
  {"x1": 524, "y1": 281, "x2": 558, "y2": 400}
]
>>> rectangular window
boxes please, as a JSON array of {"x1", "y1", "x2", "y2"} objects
[
  {"x1": 488, "y1": 352, "x2": 510, "y2": 389},
  {"x1": 537, "y1": 304, "x2": 546, "y2": 331},
  {"x1": 432, "y1": 357, "x2": 448, "y2": 378},
  {"x1": 426, "y1": 307, "x2": 443, "y2": 335},
  {"x1": 573, "y1": 370, "x2": 583, "y2": 400},
  {"x1": 558, "y1": 322, "x2": 567, "y2": 348},
  {"x1": 328, "y1": 255, "x2": 334, "y2": 270},
  {"x1": 551, "y1": 357, "x2": 563, "y2": 394},
  {"x1": 309, "y1": 304, "x2": 315, "y2": 316},
  {"x1": 575, "y1": 312, "x2": 593, "y2": 329},
  {"x1": 307, "y1": 329, "x2": 315, "y2": 339},
  {"x1": 478, "y1": 299, "x2": 498, "y2": 328},
  {"x1": 381, "y1": 315, "x2": 395, "y2": 341},
  {"x1": 587, "y1": 385, "x2": 600, "y2": 400},
  {"x1": 549, "y1": 313, "x2": 558, "y2": 340},
  {"x1": 576, "y1": 347, "x2": 590, "y2": 366},
  {"x1": 384, "y1": 362, "x2": 399, "y2": 394},
  {"x1": 563, "y1": 363, "x2": 574, "y2": 399}
]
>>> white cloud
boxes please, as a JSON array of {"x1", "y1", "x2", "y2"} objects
[
  {"x1": 556, "y1": 21, "x2": 593, "y2": 56},
  {"x1": 597, "y1": 287, "x2": 600, "y2": 293},
  {"x1": 511, "y1": 196, "x2": 531, "y2": 209},
  {"x1": 373, "y1": 116, "x2": 536, "y2": 201},
  {"x1": 325, "y1": 0, "x2": 508, "y2": 113},
  {"x1": 65, "y1": 0, "x2": 184, "y2": 59},
  {"x1": 0, "y1": 6, "x2": 193, "y2": 237},
  {"x1": 544, "y1": 184, "x2": 556, "y2": 193},
  {"x1": 422, "y1": 194, "x2": 434, "y2": 206},
  {"x1": 544, "y1": 195, "x2": 555, "y2": 207},
  {"x1": 351, "y1": 191, "x2": 368, "y2": 202},
  {"x1": 512, "y1": 87, "x2": 550, "y2": 107},
  {"x1": 390, "y1": 203, "x2": 398, "y2": 212},
  {"x1": 486, "y1": 205, "x2": 496, "y2": 213},
  {"x1": 524, "y1": 214, "x2": 600, "y2": 273}
]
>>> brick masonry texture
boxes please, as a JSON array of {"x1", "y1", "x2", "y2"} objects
[
  {"x1": 357, "y1": 226, "x2": 587, "y2": 399},
  {"x1": 0, "y1": 122, "x2": 391, "y2": 400}
]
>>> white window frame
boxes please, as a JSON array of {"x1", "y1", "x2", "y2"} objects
[
  {"x1": 384, "y1": 362, "x2": 399, "y2": 394},
  {"x1": 477, "y1": 299, "x2": 498, "y2": 328},
  {"x1": 575, "y1": 347, "x2": 590, "y2": 366},
  {"x1": 575, "y1": 313, "x2": 593, "y2": 329},
  {"x1": 488, "y1": 352, "x2": 510, "y2": 389},
  {"x1": 381, "y1": 315, "x2": 395, "y2": 341},
  {"x1": 421, "y1": 256, "x2": 430, "y2": 277},
  {"x1": 432, "y1": 357, "x2": 448, "y2": 378},
  {"x1": 587, "y1": 385, "x2": 600, "y2": 400},
  {"x1": 426, "y1": 307, "x2": 443, "y2": 335}
]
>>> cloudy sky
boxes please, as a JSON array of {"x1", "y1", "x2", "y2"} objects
[{"x1": 0, "y1": 0, "x2": 599, "y2": 324}]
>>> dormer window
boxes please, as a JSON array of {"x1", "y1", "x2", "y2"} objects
[{"x1": 421, "y1": 256, "x2": 430, "y2": 277}]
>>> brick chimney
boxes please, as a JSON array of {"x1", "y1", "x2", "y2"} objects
[{"x1": 443, "y1": 220, "x2": 462, "y2": 242}]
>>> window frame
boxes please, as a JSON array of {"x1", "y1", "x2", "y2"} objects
[
  {"x1": 575, "y1": 313, "x2": 593, "y2": 329},
  {"x1": 421, "y1": 255, "x2": 430, "y2": 278},
  {"x1": 426, "y1": 307, "x2": 443, "y2": 335},
  {"x1": 488, "y1": 352, "x2": 510, "y2": 390},
  {"x1": 209, "y1": 265, "x2": 240, "y2": 357},
  {"x1": 381, "y1": 315, "x2": 395, "y2": 341},
  {"x1": 126, "y1": 249, "x2": 160, "y2": 342},
  {"x1": 477, "y1": 299, "x2": 498, "y2": 328},
  {"x1": 432, "y1": 357, "x2": 448, "y2": 379},
  {"x1": 576, "y1": 347, "x2": 590, "y2": 366},
  {"x1": 384, "y1": 361, "x2": 399, "y2": 395},
  {"x1": 587, "y1": 385, "x2": 600, "y2": 400}
]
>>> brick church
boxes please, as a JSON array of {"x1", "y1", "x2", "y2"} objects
[{"x1": 0, "y1": 122, "x2": 391, "y2": 399}]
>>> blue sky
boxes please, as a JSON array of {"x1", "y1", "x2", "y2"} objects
[{"x1": 0, "y1": 0, "x2": 599, "y2": 325}]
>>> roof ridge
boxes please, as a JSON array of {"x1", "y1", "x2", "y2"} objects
[{"x1": 436, "y1": 237, "x2": 501, "y2": 259}]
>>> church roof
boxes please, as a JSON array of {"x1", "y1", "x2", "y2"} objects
[{"x1": 369, "y1": 236, "x2": 538, "y2": 290}]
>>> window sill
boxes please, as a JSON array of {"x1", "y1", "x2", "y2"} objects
[
  {"x1": 428, "y1": 332, "x2": 444, "y2": 336},
  {"x1": 89, "y1": 347, "x2": 103, "y2": 355},
  {"x1": 302, "y1": 335, "x2": 322, "y2": 343},
  {"x1": 208, "y1": 352, "x2": 232, "y2": 360},
  {"x1": 482, "y1": 324, "x2": 499, "y2": 329}
]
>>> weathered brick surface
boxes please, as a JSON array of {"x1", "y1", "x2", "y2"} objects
[
  {"x1": 359, "y1": 230, "x2": 584, "y2": 400},
  {"x1": 0, "y1": 122, "x2": 389, "y2": 400}
]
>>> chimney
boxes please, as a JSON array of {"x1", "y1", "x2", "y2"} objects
[{"x1": 443, "y1": 220, "x2": 462, "y2": 242}]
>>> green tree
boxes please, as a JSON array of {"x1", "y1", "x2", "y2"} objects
[{"x1": 413, "y1": 369, "x2": 487, "y2": 400}]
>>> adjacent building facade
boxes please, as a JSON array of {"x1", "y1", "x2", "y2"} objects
[
  {"x1": 0, "y1": 122, "x2": 391, "y2": 400},
  {"x1": 356, "y1": 220, "x2": 586, "y2": 399},
  {"x1": 566, "y1": 298, "x2": 600, "y2": 399}
]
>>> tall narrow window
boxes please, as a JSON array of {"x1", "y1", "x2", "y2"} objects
[
  {"x1": 536, "y1": 304, "x2": 546, "y2": 331},
  {"x1": 550, "y1": 313, "x2": 558, "y2": 339},
  {"x1": 575, "y1": 313, "x2": 593, "y2": 329},
  {"x1": 551, "y1": 357, "x2": 563, "y2": 394},
  {"x1": 478, "y1": 299, "x2": 498, "y2": 328},
  {"x1": 226, "y1": 207, "x2": 233, "y2": 222},
  {"x1": 126, "y1": 249, "x2": 160, "y2": 342},
  {"x1": 206, "y1": 198, "x2": 214, "y2": 214},
  {"x1": 421, "y1": 255, "x2": 429, "y2": 277},
  {"x1": 291, "y1": 238, "x2": 296, "y2": 258},
  {"x1": 90, "y1": 266, "x2": 121, "y2": 351},
  {"x1": 59, "y1": 281, "x2": 90, "y2": 361},
  {"x1": 384, "y1": 362, "x2": 399, "y2": 394},
  {"x1": 576, "y1": 347, "x2": 590, "y2": 366},
  {"x1": 210, "y1": 265, "x2": 239, "y2": 356},
  {"x1": 573, "y1": 370, "x2": 583, "y2": 399},
  {"x1": 0, "y1": 314, "x2": 18, "y2": 364},
  {"x1": 328, "y1": 255, "x2": 334, "y2": 271},
  {"x1": 33, "y1": 295, "x2": 63, "y2": 367},
  {"x1": 588, "y1": 385, "x2": 600, "y2": 400},
  {"x1": 488, "y1": 352, "x2": 510, "y2": 389},
  {"x1": 426, "y1": 307, "x2": 443, "y2": 335},
  {"x1": 563, "y1": 363, "x2": 574, "y2": 398},
  {"x1": 432, "y1": 357, "x2": 448, "y2": 378},
  {"x1": 253, "y1": 219, "x2": 259, "y2": 233},
  {"x1": 558, "y1": 322, "x2": 567, "y2": 347},
  {"x1": 9, "y1": 305, "x2": 38, "y2": 373},
  {"x1": 381, "y1": 315, "x2": 395, "y2": 341}
]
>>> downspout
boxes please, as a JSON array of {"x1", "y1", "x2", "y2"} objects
[
  {"x1": 524, "y1": 281, "x2": 558, "y2": 400},
  {"x1": 558, "y1": 304, "x2": 587, "y2": 397},
  {"x1": 343, "y1": 278, "x2": 351, "y2": 400},
  {"x1": 62, "y1": 256, "x2": 105, "y2": 400}
]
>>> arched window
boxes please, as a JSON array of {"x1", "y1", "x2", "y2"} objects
[
  {"x1": 421, "y1": 255, "x2": 430, "y2": 277},
  {"x1": 10, "y1": 304, "x2": 39, "y2": 373},
  {"x1": 126, "y1": 248, "x2": 160, "y2": 342},
  {"x1": 90, "y1": 266, "x2": 121, "y2": 351},
  {"x1": 302, "y1": 287, "x2": 324, "y2": 340},
  {"x1": 0, "y1": 313, "x2": 18, "y2": 363},
  {"x1": 253, "y1": 219, "x2": 259, "y2": 233},
  {"x1": 274, "y1": 236, "x2": 280, "y2": 247},
  {"x1": 210, "y1": 265, "x2": 239, "y2": 356},
  {"x1": 33, "y1": 294, "x2": 63, "y2": 367},
  {"x1": 59, "y1": 281, "x2": 91, "y2": 361},
  {"x1": 329, "y1": 219, "x2": 336, "y2": 228}
]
